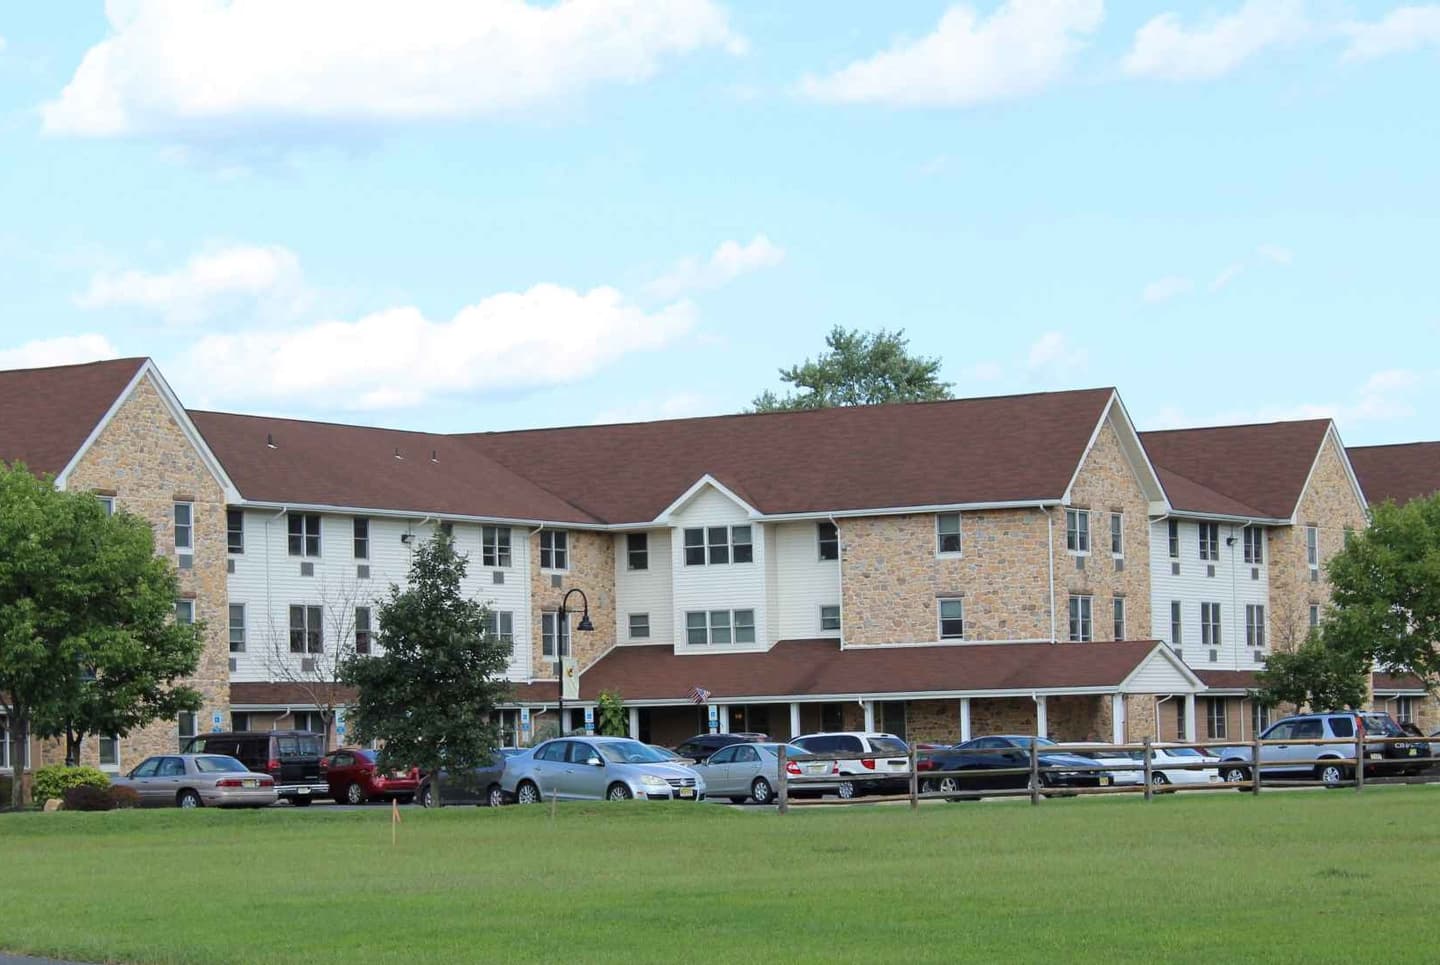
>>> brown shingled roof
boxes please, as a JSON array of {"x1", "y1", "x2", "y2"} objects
[
  {"x1": 470, "y1": 388, "x2": 1117, "y2": 522},
  {"x1": 0, "y1": 357, "x2": 146, "y2": 476},
  {"x1": 1348, "y1": 442, "x2": 1440, "y2": 507},
  {"x1": 1194, "y1": 670, "x2": 1260, "y2": 692},
  {"x1": 1141, "y1": 420, "x2": 1332, "y2": 519},
  {"x1": 1372, "y1": 672, "x2": 1428, "y2": 694},
  {"x1": 577, "y1": 638, "x2": 1170, "y2": 701},
  {"x1": 230, "y1": 681, "x2": 357, "y2": 706}
]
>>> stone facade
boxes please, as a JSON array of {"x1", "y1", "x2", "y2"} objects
[
  {"x1": 1125, "y1": 695, "x2": 1159, "y2": 742},
  {"x1": 530, "y1": 529, "x2": 616, "y2": 679},
  {"x1": 57, "y1": 374, "x2": 231, "y2": 770},
  {"x1": 1058, "y1": 420, "x2": 1153, "y2": 642}
]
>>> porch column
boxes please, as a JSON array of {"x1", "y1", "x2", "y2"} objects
[
  {"x1": 1111, "y1": 694, "x2": 1126, "y2": 744},
  {"x1": 1184, "y1": 693, "x2": 1197, "y2": 742},
  {"x1": 959, "y1": 698, "x2": 971, "y2": 743},
  {"x1": 627, "y1": 707, "x2": 640, "y2": 740},
  {"x1": 789, "y1": 702, "x2": 802, "y2": 740},
  {"x1": 1034, "y1": 696, "x2": 1048, "y2": 738},
  {"x1": 863, "y1": 700, "x2": 876, "y2": 732},
  {"x1": 717, "y1": 705, "x2": 730, "y2": 734}
]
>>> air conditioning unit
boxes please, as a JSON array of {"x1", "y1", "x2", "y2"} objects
[
  {"x1": 1251, "y1": 567, "x2": 1260, "y2": 581},
  {"x1": 1171, "y1": 562, "x2": 1180, "y2": 576},
  {"x1": 1114, "y1": 558, "x2": 1124, "y2": 572},
  {"x1": 493, "y1": 571, "x2": 505, "y2": 585},
  {"x1": 228, "y1": 658, "x2": 237, "y2": 672},
  {"x1": 1075, "y1": 555, "x2": 1085, "y2": 571},
  {"x1": 1310, "y1": 569, "x2": 1319, "y2": 583},
  {"x1": 1208, "y1": 649, "x2": 1219, "y2": 662},
  {"x1": 1253, "y1": 651, "x2": 1265, "y2": 663},
  {"x1": 1206, "y1": 564, "x2": 1216, "y2": 578},
  {"x1": 301, "y1": 658, "x2": 316, "y2": 673},
  {"x1": 356, "y1": 565, "x2": 370, "y2": 580},
  {"x1": 300, "y1": 561, "x2": 314, "y2": 577},
  {"x1": 551, "y1": 574, "x2": 563, "y2": 588},
  {"x1": 178, "y1": 554, "x2": 193, "y2": 570},
  {"x1": 226, "y1": 559, "x2": 235, "y2": 574}
]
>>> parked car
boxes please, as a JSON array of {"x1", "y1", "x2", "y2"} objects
[
  {"x1": 1054, "y1": 744, "x2": 1143, "y2": 785},
  {"x1": 1211, "y1": 712, "x2": 1418, "y2": 787},
  {"x1": 790, "y1": 732, "x2": 910, "y2": 799},
  {"x1": 185, "y1": 730, "x2": 329, "y2": 805},
  {"x1": 323, "y1": 747, "x2": 419, "y2": 805},
  {"x1": 647, "y1": 745, "x2": 690, "y2": 765},
  {"x1": 691, "y1": 742, "x2": 837, "y2": 804},
  {"x1": 918, "y1": 736, "x2": 1112, "y2": 796},
  {"x1": 418, "y1": 748, "x2": 529, "y2": 808},
  {"x1": 1123, "y1": 746, "x2": 1222, "y2": 787},
  {"x1": 1398, "y1": 723, "x2": 1433, "y2": 773},
  {"x1": 505, "y1": 737, "x2": 706, "y2": 803},
  {"x1": 111, "y1": 754, "x2": 276, "y2": 809},
  {"x1": 672, "y1": 732, "x2": 767, "y2": 763}
]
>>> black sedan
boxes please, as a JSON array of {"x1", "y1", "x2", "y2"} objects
[
  {"x1": 672, "y1": 732, "x2": 767, "y2": 763},
  {"x1": 417, "y1": 748, "x2": 527, "y2": 807},
  {"x1": 917, "y1": 735, "x2": 1112, "y2": 797}
]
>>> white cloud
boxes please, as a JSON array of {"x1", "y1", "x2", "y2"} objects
[
  {"x1": 645, "y1": 235, "x2": 785, "y2": 300},
  {"x1": 180, "y1": 284, "x2": 695, "y2": 411},
  {"x1": 962, "y1": 360, "x2": 1005, "y2": 383},
  {"x1": 1026, "y1": 331, "x2": 1087, "y2": 380},
  {"x1": 0, "y1": 334, "x2": 121, "y2": 371},
  {"x1": 1341, "y1": 5, "x2": 1440, "y2": 62},
  {"x1": 1142, "y1": 275, "x2": 1195, "y2": 303},
  {"x1": 1123, "y1": 0, "x2": 1307, "y2": 81},
  {"x1": 77, "y1": 244, "x2": 304, "y2": 325},
  {"x1": 1154, "y1": 368, "x2": 1428, "y2": 429},
  {"x1": 591, "y1": 392, "x2": 715, "y2": 425},
  {"x1": 1210, "y1": 263, "x2": 1245, "y2": 291},
  {"x1": 799, "y1": 0, "x2": 1103, "y2": 107},
  {"x1": 1257, "y1": 243, "x2": 1294, "y2": 265},
  {"x1": 42, "y1": 0, "x2": 743, "y2": 138}
]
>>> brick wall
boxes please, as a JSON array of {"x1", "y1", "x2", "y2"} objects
[{"x1": 530, "y1": 529, "x2": 616, "y2": 679}]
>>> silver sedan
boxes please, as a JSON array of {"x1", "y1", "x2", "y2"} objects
[
  {"x1": 503, "y1": 737, "x2": 706, "y2": 803},
  {"x1": 691, "y1": 742, "x2": 837, "y2": 804},
  {"x1": 111, "y1": 754, "x2": 277, "y2": 808}
]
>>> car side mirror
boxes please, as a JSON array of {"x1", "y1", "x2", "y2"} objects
[{"x1": 586, "y1": 756, "x2": 604, "y2": 767}]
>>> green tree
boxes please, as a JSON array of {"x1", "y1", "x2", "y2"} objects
[
  {"x1": 341, "y1": 533, "x2": 512, "y2": 807},
  {"x1": 0, "y1": 463, "x2": 202, "y2": 808},
  {"x1": 1251, "y1": 629, "x2": 1370, "y2": 712},
  {"x1": 751, "y1": 326, "x2": 952, "y2": 412}
]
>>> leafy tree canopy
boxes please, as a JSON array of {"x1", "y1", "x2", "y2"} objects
[
  {"x1": 751, "y1": 326, "x2": 952, "y2": 412},
  {"x1": 1251, "y1": 630, "x2": 1370, "y2": 712}
]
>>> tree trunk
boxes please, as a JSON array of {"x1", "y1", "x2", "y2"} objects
[
  {"x1": 65, "y1": 728, "x2": 81, "y2": 767},
  {"x1": 434, "y1": 768, "x2": 443, "y2": 809},
  {"x1": 9, "y1": 716, "x2": 29, "y2": 810}
]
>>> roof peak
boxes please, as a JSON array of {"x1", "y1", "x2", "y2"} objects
[{"x1": 1142, "y1": 417, "x2": 1332, "y2": 437}]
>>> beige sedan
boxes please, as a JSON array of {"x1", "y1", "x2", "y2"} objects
[{"x1": 112, "y1": 754, "x2": 278, "y2": 808}]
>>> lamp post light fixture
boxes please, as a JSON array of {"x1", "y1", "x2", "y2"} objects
[{"x1": 556, "y1": 587, "x2": 595, "y2": 737}]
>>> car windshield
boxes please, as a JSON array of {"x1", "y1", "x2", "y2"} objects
[
  {"x1": 278, "y1": 735, "x2": 324, "y2": 757},
  {"x1": 1008, "y1": 737, "x2": 1057, "y2": 749},
  {"x1": 193, "y1": 756, "x2": 247, "y2": 773},
  {"x1": 596, "y1": 741, "x2": 670, "y2": 764},
  {"x1": 759, "y1": 744, "x2": 809, "y2": 757},
  {"x1": 868, "y1": 737, "x2": 908, "y2": 755},
  {"x1": 353, "y1": 749, "x2": 377, "y2": 763},
  {"x1": 1360, "y1": 715, "x2": 1403, "y2": 737},
  {"x1": 1165, "y1": 748, "x2": 1203, "y2": 758}
]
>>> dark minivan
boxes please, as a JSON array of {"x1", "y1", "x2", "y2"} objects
[{"x1": 185, "y1": 731, "x2": 329, "y2": 805}]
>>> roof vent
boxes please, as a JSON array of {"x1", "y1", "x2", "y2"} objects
[
  {"x1": 266, "y1": 433, "x2": 277, "y2": 449},
  {"x1": 394, "y1": 448, "x2": 403, "y2": 460},
  {"x1": 431, "y1": 449, "x2": 438, "y2": 463}
]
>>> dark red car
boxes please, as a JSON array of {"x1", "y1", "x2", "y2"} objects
[{"x1": 322, "y1": 748, "x2": 419, "y2": 805}]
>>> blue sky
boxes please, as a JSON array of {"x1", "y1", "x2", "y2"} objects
[{"x1": 0, "y1": 1, "x2": 1436, "y2": 444}]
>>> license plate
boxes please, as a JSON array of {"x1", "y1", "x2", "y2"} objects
[
  {"x1": 242, "y1": 779, "x2": 258, "y2": 788},
  {"x1": 887, "y1": 760, "x2": 906, "y2": 766},
  {"x1": 677, "y1": 787, "x2": 695, "y2": 798},
  {"x1": 1099, "y1": 776, "x2": 1110, "y2": 786},
  {"x1": 1409, "y1": 749, "x2": 1418, "y2": 756},
  {"x1": 1368, "y1": 753, "x2": 1381, "y2": 759},
  {"x1": 297, "y1": 787, "x2": 310, "y2": 794}
]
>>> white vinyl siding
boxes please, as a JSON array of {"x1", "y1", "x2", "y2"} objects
[
  {"x1": 1149, "y1": 518, "x2": 1267, "y2": 672},
  {"x1": 670, "y1": 487, "x2": 767, "y2": 651},
  {"x1": 773, "y1": 521, "x2": 840, "y2": 641},
  {"x1": 614, "y1": 529, "x2": 673, "y2": 645}
]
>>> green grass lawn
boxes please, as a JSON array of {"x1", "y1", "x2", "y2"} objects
[{"x1": 3, "y1": 788, "x2": 1439, "y2": 964}]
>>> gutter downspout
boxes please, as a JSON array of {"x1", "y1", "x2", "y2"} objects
[
  {"x1": 264, "y1": 507, "x2": 287, "y2": 686},
  {"x1": 1230, "y1": 523, "x2": 1248, "y2": 672},
  {"x1": 1041, "y1": 506, "x2": 1057, "y2": 644},
  {"x1": 829, "y1": 514, "x2": 844, "y2": 650}
]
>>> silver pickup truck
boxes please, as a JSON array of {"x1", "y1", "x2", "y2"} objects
[{"x1": 1211, "y1": 712, "x2": 1418, "y2": 787}]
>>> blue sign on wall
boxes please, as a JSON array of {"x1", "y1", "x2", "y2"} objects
[
  {"x1": 707, "y1": 704, "x2": 719, "y2": 734},
  {"x1": 583, "y1": 706, "x2": 595, "y2": 735},
  {"x1": 211, "y1": 710, "x2": 223, "y2": 733}
]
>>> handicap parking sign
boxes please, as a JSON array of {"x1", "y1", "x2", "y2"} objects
[
  {"x1": 211, "y1": 710, "x2": 222, "y2": 732},
  {"x1": 708, "y1": 704, "x2": 719, "y2": 733},
  {"x1": 583, "y1": 706, "x2": 595, "y2": 735}
]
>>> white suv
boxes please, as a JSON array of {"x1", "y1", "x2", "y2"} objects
[{"x1": 791, "y1": 732, "x2": 911, "y2": 799}]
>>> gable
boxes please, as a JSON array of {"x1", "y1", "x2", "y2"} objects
[
  {"x1": 1120, "y1": 645, "x2": 1205, "y2": 693},
  {"x1": 0, "y1": 357, "x2": 146, "y2": 477}
]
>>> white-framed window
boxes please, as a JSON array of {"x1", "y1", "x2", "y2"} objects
[
  {"x1": 482, "y1": 525, "x2": 512, "y2": 568},
  {"x1": 1068, "y1": 595, "x2": 1092, "y2": 642},
  {"x1": 177, "y1": 712, "x2": 197, "y2": 751},
  {"x1": 1243, "y1": 526, "x2": 1264, "y2": 565},
  {"x1": 628, "y1": 613, "x2": 650, "y2": 639},
  {"x1": 1112, "y1": 597, "x2": 1126, "y2": 640},
  {"x1": 684, "y1": 609, "x2": 756, "y2": 646},
  {"x1": 936, "y1": 513, "x2": 962, "y2": 556},
  {"x1": 230, "y1": 712, "x2": 251, "y2": 732},
  {"x1": 539, "y1": 530, "x2": 568, "y2": 570},
  {"x1": 1206, "y1": 698, "x2": 1227, "y2": 740},
  {"x1": 353, "y1": 518, "x2": 370, "y2": 560},
  {"x1": 355, "y1": 606, "x2": 373, "y2": 654},
  {"x1": 482, "y1": 610, "x2": 512, "y2": 651},
  {"x1": 1198, "y1": 522, "x2": 1219, "y2": 561},
  {"x1": 541, "y1": 611, "x2": 571, "y2": 658},
  {"x1": 0, "y1": 718, "x2": 31, "y2": 771},
  {"x1": 293, "y1": 711, "x2": 325, "y2": 733},
  {"x1": 938, "y1": 599, "x2": 964, "y2": 640},
  {"x1": 1110, "y1": 513, "x2": 1124, "y2": 557},
  {"x1": 228, "y1": 604, "x2": 246, "y2": 653},
  {"x1": 173, "y1": 501, "x2": 193, "y2": 551},
  {"x1": 626, "y1": 533, "x2": 648, "y2": 571},
  {"x1": 1065, "y1": 509, "x2": 1090, "y2": 554},
  {"x1": 288, "y1": 513, "x2": 321, "y2": 557},
  {"x1": 1201, "y1": 602, "x2": 1222, "y2": 646},
  {"x1": 96, "y1": 494, "x2": 116, "y2": 516},
  {"x1": 1245, "y1": 604, "x2": 1266, "y2": 647},
  {"x1": 175, "y1": 599, "x2": 195, "y2": 624},
  {"x1": 817, "y1": 521, "x2": 839, "y2": 561},
  {"x1": 1170, "y1": 601, "x2": 1183, "y2": 646},
  {"x1": 1306, "y1": 525, "x2": 1320, "y2": 574},
  {"x1": 99, "y1": 735, "x2": 121, "y2": 770},
  {"x1": 1252, "y1": 702, "x2": 1271, "y2": 735},
  {"x1": 1167, "y1": 519, "x2": 1180, "y2": 559},
  {"x1": 227, "y1": 509, "x2": 244, "y2": 554},
  {"x1": 683, "y1": 526, "x2": 754, "y2": 566},
  {"x1": 1396, "y1": 696, "x2": 1415, "y2": 725},
  {"x1": 1308, "y1": 604, "x2": 1321, "y2": 628},
  {"x1": 289, "y1": 605, "x2": 323, "y2": 654},
  {"x1": 820, "y1": 605, "x2": 841, "y2": 632}
]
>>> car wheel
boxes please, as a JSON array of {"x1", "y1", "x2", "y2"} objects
[
  {"x1": 1317, "y1": 762, "x2": 1346, "y2": 787},
  {"x1": 515, "y1": 781, "x2": 541, "y2": 805},
  {"x1": 177, "y1": 790, "x2": 202, "y2": 809},
  {"x1": 919, "y1": 778, "x2": 936, "y2": 794},
  {"x1": 486, "y1": 785, "x2": 506, "y2": 809},
  {"x1": 1150, "y1": 772, "x2": 1170, "y2": 787},
  {"x1": 291, "y1": 797, "x2": 312, "y2": 807},
  {"x1": 751, "y1": 777, "x2": 774, "y2": 805},
  {"x1": 606, "y1": 782, "x2": 633, "y2": 801},
  {"x1": 728, "y1": 796, "x2": 747, "y2": 804},
  {"x1": 1221, "y1": 765, "x2": 1249, "y2": 788},
  {"x1": 419, "y1": 785, "x2": 435, "y2": 809},
  {"x1": 345, "y1": 782, "x2": 366, "y2": 805},
  {"x1": 836, "y1": 780, "x2": 858, "y2": 800},
  {"x1": 938, "y1": 777, "x2": 961, "y2": 794}
]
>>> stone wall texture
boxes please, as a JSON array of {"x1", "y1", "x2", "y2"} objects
[
  {"x1": 58, "y1": 374, "x2": 231, "y2": 770},
  {"x1": 530, "y1": 529, "x2": 617, "y2": 679}
]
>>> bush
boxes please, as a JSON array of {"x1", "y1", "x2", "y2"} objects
[
  {"x1": 33, "y1": 764, "x2": 111, "y2": 804},
  {"x1": 61, "y1": 785, "x2": 116, "y2": 812},
  {"x1": 108, "y1": 785, "x2": 140, "y2": 809}
]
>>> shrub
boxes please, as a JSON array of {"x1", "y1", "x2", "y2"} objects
[
  {"x1": 61, "y1": 784, "x2": 116, "y2": 812},
  {"x1": 33, "y1": 764, "x2": 111, "y2": 804},
  {"x1": 108, "y1": 785, "x2": 141, "y2": 809},
  {"x1": 598, "y1": 691, "x2": 627, "y2": 737}
]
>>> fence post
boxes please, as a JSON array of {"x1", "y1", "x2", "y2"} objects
[
  {"x1": 1142, "y1": 736, "x2": 1153, "y2": 802},
  {"x1": 777, "y1": 743, "x2": 789, "y2": 814},
  {"x1": 1029, "y1": 741, "x2": 1041, "y2": 806},
  {"x1": 1355, "y1": 728, "x2": 1366, "y2": 793},
  {"x1": 1251, "y1": 736, "x2": 1262, "y2": 795},
  {"x1": 908, "y1": 744, "x2": 919, "y2": 811}
]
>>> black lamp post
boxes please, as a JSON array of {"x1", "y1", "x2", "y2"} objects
[{"x1": 555, "y1": 587, "x2": 595, "y2": 738}]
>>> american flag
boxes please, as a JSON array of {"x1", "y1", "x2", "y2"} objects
[{"x1": 687, "y1": 686, "x2": 711, "y2": 704}]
